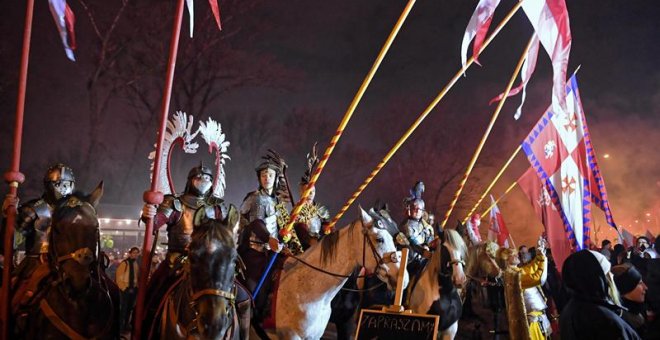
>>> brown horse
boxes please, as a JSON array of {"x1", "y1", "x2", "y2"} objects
[
  {"x1": 14, "y1": 183, "x2": 120, "y2": 339},
  {"x1": 146, "y1": 205, "x2": 241, "y2": 340}
]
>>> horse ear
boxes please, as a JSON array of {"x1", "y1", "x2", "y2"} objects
[
  {"x1": 89, "y1": 181, "x2": 104, "y2": 208},
  {"x1": 225, "y1": 204, "x2": 240, "y2": 235},
  {"x1": 359, "y1": 205, "x2": 373, "y2": 228}
]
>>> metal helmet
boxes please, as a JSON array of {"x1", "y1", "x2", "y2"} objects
[
  {"x1": 43, "y1": 163, "x2": 76, "y2": 202},
  {"x1": 184, "y1": 163, "x2": 214, "y2": 196}
]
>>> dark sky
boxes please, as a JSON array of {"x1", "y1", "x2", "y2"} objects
[{"x1": 1, "y1": 0, "x2": 658, "y2": 246}]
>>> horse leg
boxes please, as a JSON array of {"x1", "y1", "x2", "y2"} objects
[
  {"x1": 440, "y1": 321, "x2": 458, "y2": 340},
  {"x1": 237, "y1": 299, "x2": 251, "y2": 340}
]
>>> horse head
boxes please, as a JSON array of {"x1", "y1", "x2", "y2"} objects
[
  {"x1": 358, "y1": 206, "x2": 409, "y2": 291},
  {"x1": 188, "y1": 204, "x2": 239, "y2": 339},
  {"x1": 49, "y1": 182, "x2": 103, "y2": 297},
  {"x1": 465, "y1": 240, "x2": 501, "y2": 281}
]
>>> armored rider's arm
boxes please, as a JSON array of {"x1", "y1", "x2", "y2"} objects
[
  {"x1": 152, "y1": 195, "x2": 180, "y2": 229},
  {"x1": 519, "y1": 253, "x2": 546, "y2": 289},
  {"x1": 16, "y1": 205, "x2": 37, "y2": 236}
]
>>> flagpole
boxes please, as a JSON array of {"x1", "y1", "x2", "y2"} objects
[
  {"x1": 328, "y1": 1, "x2": 526, "y2": 227},
  {"x1": 281, "y1": 0, "x2": 417, "y2": 241},
  {"x1": 440, "y1": 35, "x2": 535, "y2": 229},
  {"x1": 481, "y1": 181, "x2": 518, "y2": 216},
  {"x1": 133, "y1": 0, "x2": 186, "y2": 338},
  {"x1": 1, "y1": 0, "x2": 33, "y2": 336},
  {"x1": 463, "y1": 145, "x2": 522, "y2": 224}
]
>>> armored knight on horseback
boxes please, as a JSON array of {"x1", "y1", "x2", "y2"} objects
[
  {"x1": 396, "y1": 181, "x2": 434, "y2": 276},
  {"x1": 2, "y1": 163, "x2": 76, "y2": 310},
  {"x1": 140, "y1": 112, "x2": 250, "y2": 339}
]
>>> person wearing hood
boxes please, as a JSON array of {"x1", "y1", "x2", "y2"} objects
[
  {"x1": 612, "y1": 263, "x2": 648, "y2": 337},
  {"x1": 560, "y1": 249, "x2": 641, "y2": 340}
]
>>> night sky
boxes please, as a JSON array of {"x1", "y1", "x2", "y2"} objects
[{"x1": 1, "y1": 0, "x2": 658, "y2": 247}]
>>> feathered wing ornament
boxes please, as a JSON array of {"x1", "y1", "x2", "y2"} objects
[
  {"x1": 301, "y1": 142, "x2": 319, "y2": 185},
  {"x1": 148, "y1": 111, "x2": 200, "y2": 195},
  {"x1": 198, "y1": 118, "x2": 230, "y2": 198}
]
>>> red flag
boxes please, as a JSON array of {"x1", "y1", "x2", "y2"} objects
[
  {"x1": 461, "y1": 0, "x2": 501, "y2": 70},
  {"x1": 208, "y1": 0, "x2": 222, "y2": 30},
  {"x1": 487, "y1": 195, "x2": 510, "y2": 247},
  {"x1": 518, "y1": 167, "x2": 572, "y2": 272},
  {"x1": 646, "y1": 230, "x2": 656, "y2": 243},
  {"x1": 522, "y1": 0, "x2": 572, "y2": 115}
]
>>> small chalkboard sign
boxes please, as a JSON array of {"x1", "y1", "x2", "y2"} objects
[{"x1": 355, "y1": 309, "x2": 439, "y2": 340}]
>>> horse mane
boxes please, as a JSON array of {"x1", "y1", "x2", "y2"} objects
[
  {"x1": 320, "y1": 221, "x2": 357, "y2": 266},
  {"x1": 444, "y1": 229, "x2": 467, "y2": 262}
]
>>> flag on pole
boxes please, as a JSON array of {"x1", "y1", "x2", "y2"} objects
[
  {"x1": 48, "y1": 0, "x2": 76, "y2": 61},
  {"x1": 621, "y1": 228, "x2": 635, "y2": 248},
  {"x1": 487, "y1": 195, "x2": 510, "y2": 248},
  {"x1": 518, "y1": 167, "x2": 572, "y2": 271},
  {"x1": 185, "y1": 0, "x2": 223, "y2": 37},
  {"x1": 522, "y1": 74, "x2": 617, "y2": 252},
  {"x1": 461, "y1": 0, "x2": 501, "y2": 71},
  {"x1": 521, "y1": 0, "x2": 572, "y2": 115},
  {"x1": 489, "y1": 34, "x2": 540, "y2": 120}
]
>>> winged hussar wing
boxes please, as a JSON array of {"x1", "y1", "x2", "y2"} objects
[
  {"x1": 148, "y1": 111, "x2": 200, "y2": 195},
  {"x1": 198, "y1": 118, "x2": 230, "y2": 198}
]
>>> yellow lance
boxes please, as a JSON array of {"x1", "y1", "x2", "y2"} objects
[
  {"x1": 463, "y1": 145, "x2": 522, "y2": 224},
  {"x1": 328, "y1": 1, "x2": 526, "y2": 227},
  {"x1": 440, "y1": 34, "x2": 536, "y2": 228},
  {"x1": 280, "y1": 0, "x2": 417, "y2": 241}
]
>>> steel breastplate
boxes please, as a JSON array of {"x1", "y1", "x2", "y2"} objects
[
  {"x1": 244, "y1": 192, "x2": 278, "y2": 252},
  {"x1": 167, "y1": 204, "x2": 195, "y2": 251},
  {"x1": 404, "y1": 219, "x2": 426, "y2": 245}
]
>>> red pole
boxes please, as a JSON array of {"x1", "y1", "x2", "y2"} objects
[
  {"x1": 1, "y1": 0, "x2": 33, "y2": 336},
  {"x1": 133, "y1": 0, "x2": 185, "y2": 338}
]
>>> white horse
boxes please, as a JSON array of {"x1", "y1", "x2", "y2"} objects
[
  {"x1": 408, "y1": 229, "x2": 468, "y2": 340},
  {"x1": 275, "y1": 207, "x2": 409, "y2": 340}
]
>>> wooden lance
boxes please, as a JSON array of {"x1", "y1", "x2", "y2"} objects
[
  {"x1": 133, "y1": 0, "x2": 186, "y2": 338},
  {"x1": 1, "y1": 0, "x2": 33, "y2": 337}
]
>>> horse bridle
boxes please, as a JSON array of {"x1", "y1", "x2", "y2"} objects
[{"x1": 360, "y1": 226, "x2": 400, "y2": 276}]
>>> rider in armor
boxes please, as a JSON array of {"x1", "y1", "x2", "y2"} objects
[
  {"x1": 496, "y1": 237, "x2": 551, "y2": 340},
  {"x1": 142, "y1": 164, "x2": 252, "y2": 335},
  {"x1": 3, "y1": 163, "x2": 75, "y2": 309},
  {"x1": 396, "y1": 181, "x2": 434, "y2": 262},
  {"x1": 238, "y1": 159, "x2": 286, "y2": 291}
]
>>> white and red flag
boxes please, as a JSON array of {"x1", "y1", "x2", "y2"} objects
[
  {"x1": 522, "y1": 0, "x2": 572, "y2": 115},
  {"x1": 185, "y1": 0, "x2": 223, "y2": 37},
  {"x1": 522, "y1": 74, "x2": 617, "y2": 253},
  {"x1": 48, "y1": 0, "x2": 76, "y2": 61},
  {"x1": 620, "y1": 228, "x2": 635, "y2": 248},
  {"x1": 487, "y1": 195, "x2": 510, "y2": 248},
  {"x1": 486, "y1": 0, "x2": 572, "y2": 119},
  {"x1": 518, "y1": 167, "x2": 572, "y2": 271},
  {"x1": 461, "y1": 0, "x2": 501, "y2": 71}
]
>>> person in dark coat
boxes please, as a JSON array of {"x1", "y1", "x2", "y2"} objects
[
  {"x1": 560, "y1": 250, "x2": 641, "y2": 340},
  {"x1": 612, "y1": 263, "x2": 648, "y2": 337}
]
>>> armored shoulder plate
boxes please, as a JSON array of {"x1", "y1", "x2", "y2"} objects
[
  {"x1": 29, "y1": 199, "x2": 51, "y2": 220},
  {"x1": 158, "y1": 195, "x2": 180, "y2": 218}
]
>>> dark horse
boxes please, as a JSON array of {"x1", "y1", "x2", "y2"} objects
[
  {"x1": 146, "y1": 205, "x2": 241, "y2": 340},
  {"x1": 14, "y1": 183, "x2": 120, "y2": 339}
]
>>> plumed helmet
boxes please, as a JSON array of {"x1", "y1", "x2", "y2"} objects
[{"x1": 43, "y1": 163, "x2": 75, "y2": 185}]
